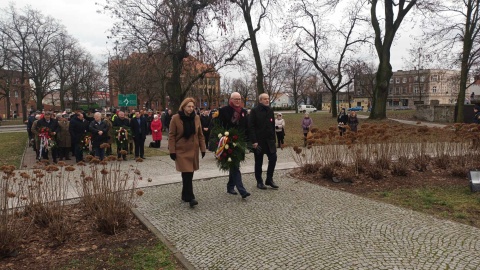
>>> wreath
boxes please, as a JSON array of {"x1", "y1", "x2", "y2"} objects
[
  {"x1": 38, "y1": 127, "x2": 56, "y2": 159},
  {"x1": 113, "y1": 126, "x2": 130, "y2": 147},
  {"x1": 81, "y1": 133, "x2": 92, "y2": 152},
  {"x1": 210, "y1": 126, "x2": 247, "y2": 172}
]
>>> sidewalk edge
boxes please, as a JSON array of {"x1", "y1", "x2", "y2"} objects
[{"x1": 131, "y1": 207, "x2": 197, "y2": 270}]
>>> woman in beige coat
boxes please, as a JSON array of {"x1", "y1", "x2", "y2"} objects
[{"x1": 169, "y1": 97, "x2": 206, "y2": 208}]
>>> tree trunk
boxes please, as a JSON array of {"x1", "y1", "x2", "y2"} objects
[
  {"x1": 370, "y1": 60, "x2": 392, "y2": 119},
  {"x1": 243, "y1": 8, "x2": 265, "y2": 96},
  {"x1": 457, "y1": 17, "x2": 474, "y2": 122},
  {"x1": 330, "y1": 91, "x2": 338, "y2": 118}
]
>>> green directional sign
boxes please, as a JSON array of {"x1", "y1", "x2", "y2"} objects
[{"x1": 118, "y1": 94, "x2": 137, "y2": 107}]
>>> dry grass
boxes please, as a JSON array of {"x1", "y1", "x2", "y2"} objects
[{"x1": 0, "y1": 132, "x2": 27, "y2": 168}]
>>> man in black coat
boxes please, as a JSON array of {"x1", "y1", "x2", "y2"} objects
[
  {"x1": 200, "y1": 108, "x2": 211, "y2": 149},
  {"x1": 213, "y1": 92, "x2": 251, "y2": 198},
  {"x1": 69, "y1": 111, "x2": 90, "y2": 162},
  {"x1": 249, "y1": 93, "x2": 279, "y2": 190},
  {"x1": 35, "y1": 111, "x2": 60, "y2": 162},
  {"x1": 130, "y1": 111, "x2": 147, "y2": 159},
  {"x1": 113, "y1": 111, "x2": 130, "y2": 160},
  {"x1": 89, "y1": 112, "x2": 109, "y2": 160}
]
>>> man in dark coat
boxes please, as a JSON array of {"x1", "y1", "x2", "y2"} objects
[
  {"x1": 249, "y1": 93, "x2": 279, "y2": 190},
  {"x1": 35, "y1": 111, "x2": 60, "y2": 162},
  {"x1": 213, "y1": 92, "x2": 251, "y2": 198},
  {"x1": 113, "y1": 111, "x2": 130, "y2": 160},
  {"x1": 69, "y1": 111, "x2": 90, "y2": 162},
  {"x1": 200, "y1": 108, "x2": 211, "y2": 149},
  {"x1": 89, "y1": 112, "x2": 109, "y2": 160},
  {"x1": 130, "y1": 111, "x2": 147, "y2": 159}
]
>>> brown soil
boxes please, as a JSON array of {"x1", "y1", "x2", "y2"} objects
[{"x1": 0, "y1": 204, "x2": 184, "y2": 270}]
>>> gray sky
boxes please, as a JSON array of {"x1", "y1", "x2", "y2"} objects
[
  {"x1": 2, "y1": 1, "x2": 415, "y2": 74},
  {"x1": 1, "y1": 0, "x2": 112, "y2": 61}
]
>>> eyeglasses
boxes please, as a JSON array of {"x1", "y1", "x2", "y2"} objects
[{"x1": 232, "y1": 98, "x2": 242, "y2": 101}]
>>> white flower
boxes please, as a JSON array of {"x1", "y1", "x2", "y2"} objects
[
  {"x1": 224, "y1": 131, "x2": 229, "y2": 136},
  {"x1": 225, "y1": 144, "x2": 229, "y2": 150},
  {"x1": 218, "y1": 133, "x2": 222, "y2": 138},
  {"x1": 232, "y1": 143, "x2": 237, "y2": 147},
  {"x1": 228, "y1": 158, "x2": 232, "y2": 162}
]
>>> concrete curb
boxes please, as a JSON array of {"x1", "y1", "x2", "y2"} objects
[{"x1": 131, "y1": 207, "x2": 197, "y2": 270}]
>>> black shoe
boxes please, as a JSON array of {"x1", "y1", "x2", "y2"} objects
[
  {"x1": 227, "y1": 190, "x2": 238, "y2": 195},
  {"x1": 140, "y1": 156, "x2": 146, "y2": 159},
  {"x1": 257, "y1": 183, "x2": 267, "y2": 190},
  {"x1": 265, "y1": 181, "x2": 279, "y2": 189},
  {"x1": 189, "y1": 199, "x2": 198, "y2": 207},
  {"x1": 241, "y1": 192, "x2": 251, "y2": 199}
]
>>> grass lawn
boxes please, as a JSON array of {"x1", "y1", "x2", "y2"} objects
[
  {"x1": 0, "y1": 119, "x2": 26, "y2": 126},
  {"x1": 61, "y1": 242, "x2": 181, "y2": 270},
  {"x1": 0, "y1": 132, "x2": 27, "y2": 168},
  {"x1": 281, "y1": 112, "x2": 338, "y2": 146}
]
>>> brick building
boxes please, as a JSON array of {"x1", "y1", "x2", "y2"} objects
[{"x1": 0, "y1": 69, "x2": 32, "y2": 119}]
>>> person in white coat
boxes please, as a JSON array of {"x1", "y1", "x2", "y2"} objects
[{"x1": 274, "y1": 113, "x2": 285, "y2": 148}]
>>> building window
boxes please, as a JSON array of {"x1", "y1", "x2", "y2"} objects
[
  {"x1": 432, "y1": 86, "x2": 437, "y2": 93},
  {"x1": 431, "y1": 75, "x2": 438, "y2": 82},
  {"x1": 14, "y1": 91, "x2": 18, "y2": 98},
  {"x1": 414, "y1": 86, "x2": 418, "y2": 93},
  {"x1": 403, "y1": 87, "x2": 407, "y2": 94},
  {"x1": 395, "y1": 87, "x2": 400, "y2": 94},
  {"x1": 414, "y1": 76, "x2": 419, "y2": 82},
  {"x1": 389, "y1": 88, "x2": 392, "y2": 94},
  {"x1": 420, "y1": 76, "x2": 425, "y2": 82},
  {"x1": 395, "y1": 78, "x2": 400, "y2": 84},
  {"x1": 390, "y1": 78, "x2": 394, "y2": 84},
  {"x1": 402, "y1": 78, "x2": 407, "y2": 83}
]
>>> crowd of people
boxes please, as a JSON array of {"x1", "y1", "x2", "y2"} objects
[{"x1": 25, "y1": 108, "x2": 174, "y2": 164}]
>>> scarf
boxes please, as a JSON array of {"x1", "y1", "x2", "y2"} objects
[
  {"x1": 178, "y1": 111, "x2": 196, "y2": 139},
  {"x1": 229, "y1": 100, "x2": 243, "y2": 124}
]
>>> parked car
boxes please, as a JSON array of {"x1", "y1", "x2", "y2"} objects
[
  {"x1": 347, "y1": 106, "x2": 363, "y2": 111},
  {"x1": 298, "y1": 104, "x2": 317, "y2": 113}
]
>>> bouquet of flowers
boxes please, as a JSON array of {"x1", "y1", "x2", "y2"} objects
[
  {"x1": 81, "y1": 133, "x2": 92, "y2": 152},
  {"x1": 213, "y1": 128, "x2": 246, "y2": 171},
  {"x1": 38, "y1": 127, "x2": 56, "y2": 159},
  {"x1": 114, "y1": 127, "x2": 130, "y2": 147}
]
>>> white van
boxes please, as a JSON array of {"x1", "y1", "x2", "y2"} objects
[{"x1": 298, "y1": 104, "x2": 317, "y2": 113}]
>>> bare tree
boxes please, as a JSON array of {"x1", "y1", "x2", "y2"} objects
[
  {"x1": 0, "y1": 4, "x2": 35, "y2": 121},
  {"x1": 262, "y1": 44, "x2": 287, "y2": 106},
  {"x1": 225, "y1": 0, "x2": 277, "y2": 96},
  {"x1": 290, "y1": 0, "x2": 369, "y2": 117},
  {"x1": 285, "y1": 47, "x2": 311, "y2": 113},
  {"x1": 368, "y1": 0, "x2": 424, "y2": 119},
  {"x1": 24, "y1": 10, "x2": 62, "y2": 110},
  {"x1": 102, "y1": 0, "x2": 219, "y2": 111},
  {"x1": 423, "y1": 0, "x2": 480, "y2": 122}
]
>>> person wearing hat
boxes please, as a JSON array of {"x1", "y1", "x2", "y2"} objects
[
  {"x1": 474, "y1": 105, "x2": 480, "y2": 124},
  {"x1": 275, "y1": 112, "x2": 285, "y2": 148}
]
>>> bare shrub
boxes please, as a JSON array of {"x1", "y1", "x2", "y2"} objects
[
  {"x1": 375, "y1": 157, "x2": 391, "y2": 170},
  {"x1": 450, "y1": 167, "x2": 468, "y2": 178},
  {"x1": 434, "y1": 155, "x2": 451, "y2": 170},
  {"x1": 413, "y1": 154, "x2": 430, "y2": 172},
  {"x1": 75, "y1": 158, "x2": 142, "y2": 235},
  {"x1": 366, "y1": 166, "x2": 384, "y2": 180},
  {"x1": 301, "y1": 163, "x2": 320, "y2": 175},
  {"x1": 0, "y1": 165, "x2": 31, "y2": 257},
  {"x1": 391, "y1": 162, "x2": 409, "y2": 176},
  {"x1": 336, "y1": 168, "x2": 356, "y2": 183},
  {"x1": 319, "y1": 163, "x2": 336, "y2": 179},
  {"x1": 24, "y1": 164, "x2": 73, "y2": 243}
]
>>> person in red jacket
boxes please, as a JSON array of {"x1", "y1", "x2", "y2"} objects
[{"x1": 150, "y1": 114, "x2": 163, "y2": 148}]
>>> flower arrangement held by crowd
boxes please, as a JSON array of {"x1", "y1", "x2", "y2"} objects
[
  {"x1": 213, "y1": 129, "x2": 246, "y2": 171},
  {"x1": 81, "y1": 133, "x2": 92, "y2": 153},
  {"x1": 38, "y1": 127, "x2": 56, "y2": 159},
  {"x1": 114, "y1": 127, "x2": 130, "y2": 147}
]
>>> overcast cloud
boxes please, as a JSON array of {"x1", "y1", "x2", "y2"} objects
[{"x1": 1, "y1": 1, "x2": 417, "y2": 75}]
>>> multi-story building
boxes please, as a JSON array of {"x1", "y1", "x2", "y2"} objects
[
  {"x1": 0, "y1": 69, "x2": 32, "y2": 119},
  {"x1": 354, "y1": 69, "x2": 462, "y2": 108},
  {"x1": 108, "y1": 53, "x2": 221, "y2": 111}
]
